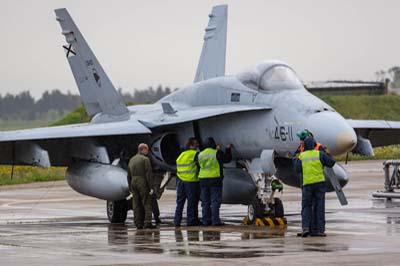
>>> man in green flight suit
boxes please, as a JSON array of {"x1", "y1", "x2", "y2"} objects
[{"x1": 127, "y1": 143, "x2": 156, "y2": 229}]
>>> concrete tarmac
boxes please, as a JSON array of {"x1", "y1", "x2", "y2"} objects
[{"x1": 1, "y1": 160, "x2": 400, "y2": 265}]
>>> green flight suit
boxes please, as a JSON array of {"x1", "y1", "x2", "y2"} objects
[{"x1": 128, "y1": 153, "x2": 154, "y2": 227}]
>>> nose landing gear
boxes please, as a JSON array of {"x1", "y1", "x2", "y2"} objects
[
  {"x1": 241, "y1": 159, "x2": 287, "y2": 227},
  {"x1": 244, "y1": 196, "x2": 286, "y2": 227}
]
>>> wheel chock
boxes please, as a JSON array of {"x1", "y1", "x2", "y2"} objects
[
  {"x1": 255, "y1": 218, "x2": 265, "y2": 227},
  {"x1": 262, "y1": 217, "x2": 286, "y2": 227},
  {"x1": 263, "y1": 217, "x2": 275, "y2": 227},
  {"x1": 274, "y1": 217, "x2": 287, "y2": 226},
  {"x1": 242, "y1": 216, "x2": 287, "y2": 227}
]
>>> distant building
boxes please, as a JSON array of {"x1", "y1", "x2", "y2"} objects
[{"x1": 303, "y1": 80, "x2": 388, "y2": 96}]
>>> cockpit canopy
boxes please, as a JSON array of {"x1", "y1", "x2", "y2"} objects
[{"x1": 237, "y1": 60, "x2": 305, "y2": 92}]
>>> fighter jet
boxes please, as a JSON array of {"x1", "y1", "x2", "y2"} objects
[{"x1": 1, "y1": 6, "x2": 399, "y2": 223}]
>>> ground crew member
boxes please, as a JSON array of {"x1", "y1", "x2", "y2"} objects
[
  {"x1": 121, "y1": 148, "x2": 161, "y2": 225},
  {"x1": 294, "y1": 129, "x2": 329, "y2": 157},
  {"x1": 293, "y1": 137, "x2": 335, "y2": 237},
  {"x1": 174, "y1": 138, "x2": 201, "y2": 226},
  {"x1": 294, "y1": 129, "x2": 330, "y2": 233},
  {"x1": 127, "y1": 143, "x2": 156, "y2": 229},
  {"x1": 198, "y1": 137, "x2": 232, "y2": 226}
]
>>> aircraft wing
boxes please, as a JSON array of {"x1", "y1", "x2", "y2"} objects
[
  {"x1": 0, "y1": 120, "x2": 151, "y2": 142},
  {"x1": 347, "y1": 119, "x2": 400, "y2": 147},
  {"x1": 0, "y1": 120, "x2": 151, "y2": 167},
  {"x1": 141, "y1": 104, "x2": 271, "y2": 128}
]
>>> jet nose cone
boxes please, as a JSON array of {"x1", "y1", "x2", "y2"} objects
[
  {"x1": 304, "y1": 111, "x2": 357, "y2": 156},
  {"x1": 336, "y1": 130, "x2": 357, "y2": 154}
]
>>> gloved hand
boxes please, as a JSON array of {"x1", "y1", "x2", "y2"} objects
[
  {"x1": 149, "y1": 189, "x2": 154, "y2": 195},
  {"x1": 323, "y1": 146, "x2": 331, "y2": 154},
  {"x1": 271, "y1": 179, "x2": 283, "y2": 192}
]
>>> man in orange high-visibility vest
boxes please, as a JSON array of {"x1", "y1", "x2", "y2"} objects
[
  {"x1": 294, "y1": 129, "x2": 328, "y2": 158},
  {"x1": 293, "y1": 137, "x2": 335, "y2": 237}
]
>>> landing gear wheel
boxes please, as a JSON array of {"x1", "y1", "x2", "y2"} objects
[
  {"x1": 107, "y1": 200, "x2": 128, "y2": 224},
  {"x1": 247, "y1": 197, "x2": 266, "y2": 224},
  {"x1": 270, "y1": 197, "x2": 284, "y2": 218}
]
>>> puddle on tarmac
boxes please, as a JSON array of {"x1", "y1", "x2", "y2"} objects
[
  {"x1": 302, "y1": 242, "x2": 348, "y2": 253},
  {"x1": 104, "y1": 224, "x2": 350, "y2": 258},
  {"x1": 372, "y1": 198, "x2": 400, "y2": 209},
  {"x1": 0, "y1": 213, "x2": 376, "y2": 260}
]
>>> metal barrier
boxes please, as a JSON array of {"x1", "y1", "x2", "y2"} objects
[{"x1": 372, "y1": 160, "x2": 400, "y2": 200}]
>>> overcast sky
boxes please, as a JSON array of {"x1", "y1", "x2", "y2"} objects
[{"x1": 0, "y1": 0, "x2": 399, "y2": 98}]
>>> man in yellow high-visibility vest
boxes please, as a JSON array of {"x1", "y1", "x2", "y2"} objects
[
  {"x1": 293, "y1": 129, "x2": 330, "y2": 233},
  {"x1": 293, "y1": 136, "x2": 335, "y2": 237},
  {"x1": 198, "y1": 137, "x2": 232, "y2": 226},
  {"x1": 174, "y1": 138, "x2": 201, "y2": 226},
  {"x1": 294, "y1": 129, "x2": 330, "y2": 158}
]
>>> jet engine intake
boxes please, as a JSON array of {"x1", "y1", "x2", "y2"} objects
[
  {"x1": 150, "y1": 133, "x2": 181, "y2": 171},
  {"x1": 66, "y1": 161, "x2": 129, "y2": 201}
]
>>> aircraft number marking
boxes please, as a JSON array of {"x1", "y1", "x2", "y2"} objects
[
  {"x1": 274, "y1": 126, "x2": 293, "y2": 141},
  {"x1": 86, "y1": 59, "x2": 94, "y2": 66}
]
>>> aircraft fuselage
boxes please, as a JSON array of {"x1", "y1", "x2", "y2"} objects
[{"x1": 128, "y1": 68, "x2": 357, "y2": 160}]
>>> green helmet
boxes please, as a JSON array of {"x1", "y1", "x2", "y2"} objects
[{"x1": 296, "y1": 129, "x2": 310, "y2": 140}]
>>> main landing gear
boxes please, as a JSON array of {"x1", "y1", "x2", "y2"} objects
[
  {"x1": 106, "y1": 172, "x2": 172, "y2": 224},
  {"x1": 107, "y1": 199, "x2": 129, "y2": 224}
]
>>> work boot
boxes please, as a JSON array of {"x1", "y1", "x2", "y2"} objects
[
  {"x1": 311, "y1": 232, "x2": 326, "y2": 237},
  {"x1": 144, "y1": 223, "x2": 157, "y2": 229},
  {"x1": 187, "y1": 219, "x2": 202, "y2": 226},
  {"x1": 136, "y1": 225, "x2": 144, "y2": 230},
  {"x1": 213, "y1": 222, "x2": 225, "y2": 226},
  {"x1": 297, "y1": 230, "x2": 310, "y2": 237}
]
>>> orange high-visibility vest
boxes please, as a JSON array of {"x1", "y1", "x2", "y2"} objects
[{"x1": 300, "y1": 142, "x2": 322, "y2": 153}]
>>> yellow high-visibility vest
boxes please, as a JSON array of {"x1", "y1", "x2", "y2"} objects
[
  {"x1": 198, "y1": 148, "x2": 220, "y2": 178},
  {"x1": 176, "y1": 149, "x2": 198, "y2": 182},
  {"x1": 299, "y1": 150, "x2": 325, "y2": 185}
]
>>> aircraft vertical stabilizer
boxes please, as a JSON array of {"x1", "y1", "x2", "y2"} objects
[
  {"x1": 55, "y1": 8, "x2": 128, "y2": 117},
  {"x1": 194, "y1": 5, "x2": 227, "y2": 83}
]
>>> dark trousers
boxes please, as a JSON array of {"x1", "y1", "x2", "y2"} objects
[
  {"x1": 152, "y1": 194, "x2": 160, "y2": 222},
  {"x1": 301, "y1": 182, "x2": 326, "y2": 233},
  {"x1": 200, "y1": 178, "x2": 222, "y2": 226},
  {"x1": 174, "y1": 179, "x2": 200, "y2": 226}
]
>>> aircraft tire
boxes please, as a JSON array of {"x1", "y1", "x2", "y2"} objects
[
  {"x1": 272, "y1": 197, "x2": 284, "y2": 218},
  {"x1": 107, "y1": 200, "x2": 128, "y2": 224},
  {"x1": 248, "y1": 197, "x2": 265, "y2": 224}
]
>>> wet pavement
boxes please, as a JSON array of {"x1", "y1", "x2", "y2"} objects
[{"x1": 1, "y1": 160, "x2": 400, "y2": 265}]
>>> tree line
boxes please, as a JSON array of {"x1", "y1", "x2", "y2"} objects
[
  {"x1": 0, "y1": 85, "x2": 174, "y2": 121},
  {"x1": 119, "y1": 85, "x2": 174, "y2": 104}
]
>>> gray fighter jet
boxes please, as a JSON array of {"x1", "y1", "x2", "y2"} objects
[{"x1": 1, "y1": 6, "x2": 399, "y2": 223}]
